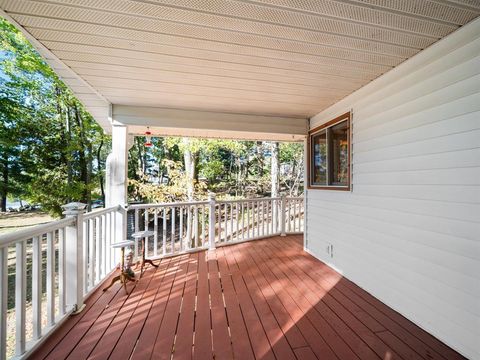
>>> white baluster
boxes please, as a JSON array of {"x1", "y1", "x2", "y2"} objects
[
  {"x1": 95, "y1": 218, "x2": 101, "y2": 284},
  {"x1": 194, "y1": 206, "x2": 199, "y2": 248},
  {"x1": 202, "y1": 205, "x2": 206, "y2": 247},
  {"x1": 144, "y1": 209, "x2": 149, "y2": 257},
  {"x1": 32, "y1": 236, "x2": 42, "y2": 339},
  {"x1": 105, "y1": 212, "x2": 111, "y2": 271},
  {"x1": 58, "y1": 228, "x2": 66, "y2": 315},
  {"x1": 236, "y1": 203, "x2": 239, "y2": 242},
  {"x1": 223, "y1": 204, "x2": 228, "y2": 242},
  {"x1": 47, "y1": 232, "x2": 55, "y2": 326},
  {"x1": 280, "y1": 195, "x2": 286, "y2": 236},
  {"x1": 134, "y1": 209, "x2": 140, "y2": 261},
  {"x1": 0, "y1": 247, "x2": 7, "y2": 360},
  {"x1": 247, "y1": 202, "x2": 251, "y2": 239},
  {"x1": 179, "y1": 206, "x2": 184, "y2": 251},
  {"x1": 187, "y1": 205, "x2": 192, "y2": 249},
  {"x1": 162, "y1": 207, "x2": 167, "y2": 255},
  {"x1": 217, "y1": 204, "x2": 221, "y2": 243},
  {"x1": 88, "y1": 219, "x2": 94, "y2": 289},
  {"x1": 230, "y1": 203, "x2": 234, "y2": 242},
  {"x1": 82, "y1": 220, "x2": 88, "y2": 294},
  {"x1": 261, "y1": 201, "x2": 264, "y2": 236},
  {"x1": 154, "y1": 208, "x2": 158, "y2": 257},
  {"x1": 254, "y1": 202, "x2": 258, "y2": 238},
  {"x1": 101, "y1": 215, "x2": 106, "y2": 278},
  {"x1": 208, "y1": 193, "x2": 216, "y2": 250},
  {"x1": 241, "y1": 202, "x2": 245, "y2": 241},
  {"x1": 15, "y1": 241, "x2": 26, "y2": 356},
  {"x1": 171, "y1": 207, "x2": 176, "y2": 253}
]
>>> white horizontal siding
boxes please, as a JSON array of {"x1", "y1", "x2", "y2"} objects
[{"x1": 306, "y1": 18, "x2": 480, "y2": 360}]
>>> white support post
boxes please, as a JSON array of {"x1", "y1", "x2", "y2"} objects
[
  {"x1": 208, "y1": 193, "x2": 216, "y2": 250},
  {"x1": 280, "y1": 195, "x2": 287, "y2": 237},
  {"x1": 62, "y1": 202, "x2": 87, "y2": 314},
  {"x1": 106, "y1": 123, "x2": 129, "y2": 243}
]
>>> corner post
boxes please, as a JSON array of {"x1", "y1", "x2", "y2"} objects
[
  {"x1": 208, "y1": 193, "x2": 216, "y2": 250},
  {"x1": 280, "y1": 194, "x2": 287, "y2": 237},
  {"x1": 62, "y1": 202, "x2": 87, "y2": 314}
]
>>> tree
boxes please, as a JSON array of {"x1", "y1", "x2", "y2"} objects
[
  {"x1": 0, "y1": 18, "x2": 109, "y2": 216},
  {"x1": 182, "y1": 137, "x2": 197, "y2": 200},
  {"x1": 0, "y1": 94, "x2": 29, "y2": 211},
  {"x1": 280, "y1": 142, "x2": 304, "y2": 196},
  {"x1": 270, "y1": 142, "x2": 280, "y2": 197}
]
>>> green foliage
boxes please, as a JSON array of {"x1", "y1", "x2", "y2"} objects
[
  {"x1": 0, "y1": 17, "x2": 109, "y2": 216},
  {"x1": 129, "y1": 159, "x2": 207, "y2": 203},
  {"x1": 128, "y1": 137, "x2": 304, "y2": 201}
]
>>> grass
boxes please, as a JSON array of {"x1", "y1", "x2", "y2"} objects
[{"x1": 0, "y1": 211, "x2": 54, "y2": 235}]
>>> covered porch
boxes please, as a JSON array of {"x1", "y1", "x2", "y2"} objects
[
  {"x1": 0, "y1": 1, "x2": 478, "y2": 359},
  {"x1": 29, "y1": 235, "x2": 464, "y2": 360}
]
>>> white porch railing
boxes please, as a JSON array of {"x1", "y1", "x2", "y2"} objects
[
  {"x1": 0, "y1": 204, "x2": 123, "y2": 360},
  {"x1": 128, "y1": 195, "x2": 304, "y2": 257},
  {"x1": 0, "y1": 196, "x2": 303, "y2": 360}
]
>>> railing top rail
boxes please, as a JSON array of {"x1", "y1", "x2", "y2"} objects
[
  {"x1": 83, "y1": 205, "x2": 121, "y2": 220},
  {"x1": 0, "y1": 217, "x2": 75, "y2": 248},
  {"x1": 217, "y1": 197, "x2": 281, "y2": 204},
  {"x1": 129, "y1": 200, "x2": 209, "y2": 209},
  {"x1": 128, "y1": 196, "x2": 303, "y2": 209}
]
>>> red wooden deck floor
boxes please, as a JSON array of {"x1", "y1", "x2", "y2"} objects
[{"x1": 30, "y1": 235, "x2": 465, "y2": 360}]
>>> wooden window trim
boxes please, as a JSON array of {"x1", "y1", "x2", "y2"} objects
[{"x1": 307, "y1": 112, "x2": 351, "y2": 191}]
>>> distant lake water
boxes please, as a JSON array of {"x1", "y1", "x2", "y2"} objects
[{"x1": 6, "y1": 200, "x2": 28, "y2": 209}]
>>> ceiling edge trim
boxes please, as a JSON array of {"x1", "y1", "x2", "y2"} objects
[{"x1": 0, "y1": 7, "x2": 111, "y2": 128}]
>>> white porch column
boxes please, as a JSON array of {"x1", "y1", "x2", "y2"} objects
[
  {"x1": 62, "y1": 202, "x2": 87, "y2": 313},
  {"x1": 106, "y1": 124, "x2": 129, "y2": 242}
]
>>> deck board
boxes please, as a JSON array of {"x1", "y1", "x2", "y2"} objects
[
  {"x1": 173, "y1": 253, "x2": 198, "y2": 360},
  {"x1": 29, "y1": 235, "x2": 466, "y2": 360}
]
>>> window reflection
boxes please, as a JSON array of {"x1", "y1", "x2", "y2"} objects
[
  {"x1": 312, "y1": 131, "x2": 327, "y2": 185},
  {"x1": 329, "y1": 121, "x2": 348, "y2": 186},
  {"x1": 309, "y1": 116, "x2": 349, "y2": 188}
]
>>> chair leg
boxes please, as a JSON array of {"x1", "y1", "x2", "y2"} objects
[
  {"x1": 144, "y1": 259, "x2": 159, "y2": 268},
  {"x1": 103, "y1": 275, "x2": 121, "y2": 292},
  {"x1": 121, "y1": 274, "x2": 129, "y2": 294}
]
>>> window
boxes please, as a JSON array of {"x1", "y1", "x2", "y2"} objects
[{"x1": 308, "y1": 112, "x2": 350, "y2": 190}]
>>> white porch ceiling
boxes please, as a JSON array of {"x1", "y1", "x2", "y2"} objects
[{"x1": 1, "y1": 0, "x2": 479, "y2": 132}]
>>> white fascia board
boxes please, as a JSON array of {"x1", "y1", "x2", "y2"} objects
[
  {"x1": 113, "y1": 105, "x2": 308, "y2": 141},
  {"x1": 310, "y1": 16, "x2": 480, "y2": 127},
  {"x1": 0, "y1": 8, "x2": 111, "y2": 131}
]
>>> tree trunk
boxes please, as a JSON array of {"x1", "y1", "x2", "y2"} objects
[
  {"x1": 73, "y1": 104, "x2": 91, "y2": 210},
  {"x1": 0, "y1": 157, "x2": 7, "y2": 212},
  {"x1": 271, "y1": 142, "x2": 280, "y2": 197},
  {"x1": 183, "y1": 138, "x2": 195, "y2": 201},
  {"x1": 271, "y1": 142, "x2": 280, "y2": 229},
  {"x1": 97, "y1": 138, "x2": 105, "y2": 205}
]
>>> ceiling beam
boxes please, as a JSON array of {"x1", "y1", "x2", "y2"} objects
[{"x1": 113, "y1": 105, "x2": 307, "y2": 141}]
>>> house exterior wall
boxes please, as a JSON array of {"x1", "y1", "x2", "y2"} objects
[{"x1": 305, "y1": 19, "x2": 480, "y2": 359}]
